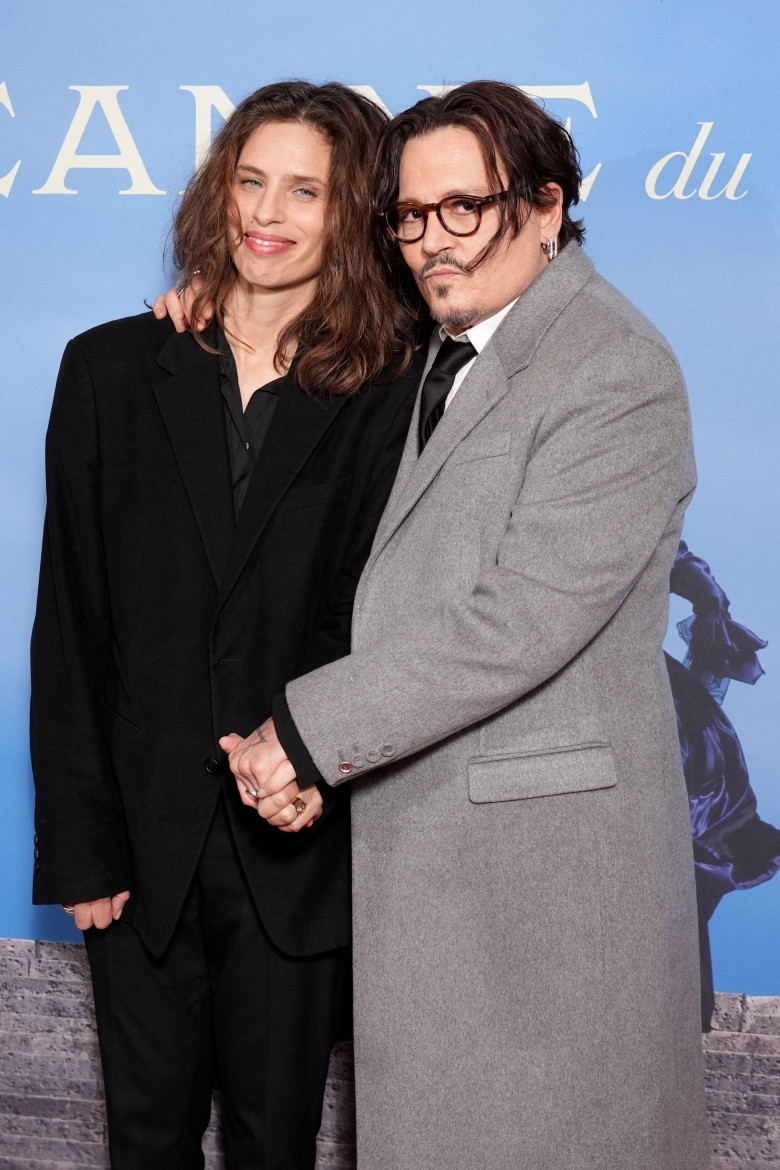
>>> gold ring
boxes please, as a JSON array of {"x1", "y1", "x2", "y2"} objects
[{"x1": 291, "y1": 796, "x2": 307, "y2": 815}]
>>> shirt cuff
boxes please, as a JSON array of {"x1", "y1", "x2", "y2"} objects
[{"x1": 271, "y1": 692, "x2": 323, "y2": 789}]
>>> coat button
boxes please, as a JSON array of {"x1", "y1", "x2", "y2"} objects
[
  {"x1": 366, "y1": 749, "x2": 381, "y2": 763},
  {"x1": 204, "y1": 757, "x2": 220, "y2": 774},
  {"x1": 34, "y1": 834, "x2": 39, "y2": 846},
  {"x1": 380, "y1": 744, "x2": 395, "y2": 757},
  {"x1": 338, "y1": 762, "x2": 352, "y2": 774},
  {"x1": 34, "y1": 848, "x2": 39, "y2": 859},
  {"x1": 33, "y1": 862, "x2": 40, "y2": 873}
]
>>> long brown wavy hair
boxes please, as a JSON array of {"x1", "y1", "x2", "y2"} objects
[{"x1": 172, "y1": 81, "x2": 415, "y2": 395}]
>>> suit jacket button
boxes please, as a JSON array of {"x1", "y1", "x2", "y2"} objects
[
  {"x1": 34, "y1": 834, "x2": 39, "y2": 846},
  {"x1": 338, "y1": 762, "x2": 353, "y2": 774},
  {"x1": 380, "y1": 744, "x2": 395, "y2": 757},
  {"x1": 33, "y1": 862, "x2": 40, "y2": 873},
  {"x1": 366, "y1": 749, "x2": 381, "y2": 763},
  {"x1": 34, "y1": 848, "x2": 40, "y2": 859},
  {"x1": 204, "y1": 757, "x2": 220, "y2": 774}
]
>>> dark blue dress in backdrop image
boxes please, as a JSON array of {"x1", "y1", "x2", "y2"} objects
[{"x1": 667, "y1": 542, "x2": 780, "y2": 1028}]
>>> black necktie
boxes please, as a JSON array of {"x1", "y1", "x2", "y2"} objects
[{"x1": 418, "y1": 337, "x2": 477, "y2": 453}]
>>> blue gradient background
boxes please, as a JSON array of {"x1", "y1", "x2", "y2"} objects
[{"x1": 2, "y1": 0, "x2": 778, "y2": 991}]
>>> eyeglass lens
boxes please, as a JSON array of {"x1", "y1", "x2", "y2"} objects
[{"x1": 388, "y1": 196, "x2": 483, "y2": 241}]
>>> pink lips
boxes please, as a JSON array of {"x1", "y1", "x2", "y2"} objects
[{"x1": 244, "y1": 232, "x2": 295, "y2": 255}]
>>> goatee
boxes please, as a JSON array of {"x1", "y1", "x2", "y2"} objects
[{"x1": 429, "y1": 301, "x2": 486, "y2": 331}]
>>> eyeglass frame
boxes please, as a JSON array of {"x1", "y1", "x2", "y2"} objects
[{"x1": 378, "y1": 190, "x2": 512, "y2": 244}]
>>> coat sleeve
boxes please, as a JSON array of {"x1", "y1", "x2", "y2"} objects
[
  {"x1": 30, "y1": 338, "x2": 134, "y2": 904},
  {"x1": 285, "y1": 332, "x2": 696, "y2": 786}
]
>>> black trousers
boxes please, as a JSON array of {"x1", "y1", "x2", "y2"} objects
[{"x1": 85, "y1": 800, "x2": 350, "y2": 1170}]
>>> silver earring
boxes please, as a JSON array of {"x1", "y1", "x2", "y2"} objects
[{"x1": 543, "y1": 236, "x2": 558, "y2": 261}]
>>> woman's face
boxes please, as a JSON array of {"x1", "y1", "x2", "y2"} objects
[{"x1": 229, "y1": 120, "x2": 331, "y2": 300}]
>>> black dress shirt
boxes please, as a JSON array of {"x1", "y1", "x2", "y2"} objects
[{"x1": 218, "y1": 329, "x2": 285, "y2": 516}]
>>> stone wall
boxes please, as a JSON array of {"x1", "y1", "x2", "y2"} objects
[
  {"x1": 0, "y1": 939, "x2": 355, "y2": 1169},
  {"x1": 1, "y1": 937, "x2": 779, "y2": 1168},
  {"x1": 706, "y1": 993, "x2": 780, "y2": 1168}
]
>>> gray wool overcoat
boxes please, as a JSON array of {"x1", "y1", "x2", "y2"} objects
[{"x1": 286, "y1": 243, "x2": 709, "y2": 1170}]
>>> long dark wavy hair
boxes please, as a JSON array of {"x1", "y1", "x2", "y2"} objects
[
  {"x1": 172, "y1": 81, "x2": 415, "y2": 395},
  {"x1": 372, "y1": 80, "x2": 586, "y2": 326}
]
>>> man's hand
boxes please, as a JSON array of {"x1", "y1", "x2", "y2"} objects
[
  {"x1": 151, "y1": 276, "x2": 210, "y2": 333},
  {"x1": 220, "y1": 718, "x2": 323, "y2": 832},
  {"x1": 68, "y1": 891, "x2": 130, "y2": 931}
]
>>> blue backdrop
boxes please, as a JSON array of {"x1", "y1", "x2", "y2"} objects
[{"x1": 2, "y1": 0, "x2": 778, "y2": 994}]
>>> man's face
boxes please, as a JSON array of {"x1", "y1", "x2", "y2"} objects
[
  {"x1": 396, "y1": 125, "x2": 560, "y2": 332},
  {"x1": 229, "y1": 120, "x2": 330, "y2": 300}
]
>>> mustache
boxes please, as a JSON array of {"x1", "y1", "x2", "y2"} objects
[{"x1": 416, "y1": 253, "x2": 471, "y2": 281}]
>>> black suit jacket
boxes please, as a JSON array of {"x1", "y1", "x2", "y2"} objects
[{"x1": 31, "y1": 312, "x2": 422, "y2": 957}]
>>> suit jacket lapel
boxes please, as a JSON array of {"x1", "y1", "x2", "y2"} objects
[
  {"x1": 152, "y1": 329, "x2": 234, "y2": 587},
  {"x1": 368, "y1": 244, "x2": 596, "y2": 565},
  {"x1": 217, "y1": 377, "x2": 347, "y2": 606}
]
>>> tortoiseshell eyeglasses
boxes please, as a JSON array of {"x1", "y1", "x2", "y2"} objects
[{"x1": 379, "y1": 191, "x2": 511, "y2": 243}]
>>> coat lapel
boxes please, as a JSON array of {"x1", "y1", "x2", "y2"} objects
[
  {"x1": 368, "y1": 245, "x2": 596, "y2": 565},
  {"x1": 217, "y1": 378, "x2": 348, "y2": 606},
  {"x1": 368, "y1": 346, "x2": 512, "y2": 565},
  {"x1": 152, "y1": 330, "x2": 235, "y2": 587}
]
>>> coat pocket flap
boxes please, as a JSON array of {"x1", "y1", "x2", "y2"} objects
[{"x1": 468, "y1": 743, "x2": 617, "y2": 804}]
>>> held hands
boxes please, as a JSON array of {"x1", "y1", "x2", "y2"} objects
[
  {"x1": 65, "y1": 891, "x2": 130, "y2": 931},
  {"x1": 151, "y1": 275, "x2": 210, "y2": 333},
  {"x1": 219, "y1": 717, "x2": 323, "y2": 832}
]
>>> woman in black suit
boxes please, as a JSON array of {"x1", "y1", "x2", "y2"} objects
[{"x1": 30, "y1": 81, "x2": 422, "y2": 1170}]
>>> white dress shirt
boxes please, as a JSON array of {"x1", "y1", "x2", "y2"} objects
[{"x1": 440, "y1": 297, "x2": 519, "y2": 411}]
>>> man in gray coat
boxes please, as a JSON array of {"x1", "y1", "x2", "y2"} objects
[{"x1": 220, "y1": 82, "x2": 709, "y2": 1170}]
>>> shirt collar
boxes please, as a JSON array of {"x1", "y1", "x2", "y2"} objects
[
  {"x1": 438, "y1": 297, "x2": 519, "y2": 354},
  {"x1": 216, "y1": 324, "x2": 284, "y2": 398}
]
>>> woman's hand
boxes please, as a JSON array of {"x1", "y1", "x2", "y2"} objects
[
  {"x1": 257, "y1": 781, "x2": 323, "y2": 832},
  {"x1": 65, "y1": 890, "x2": 130, "y2": 930}
]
